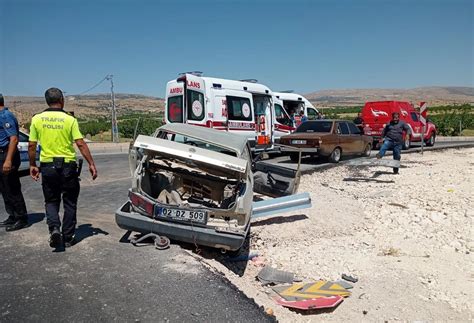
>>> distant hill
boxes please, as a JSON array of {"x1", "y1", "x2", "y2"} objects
[
  {"x1": 4, "y1": 94, "x2": 164, "y2": 126},
  {"x1": 305, "y1": 86, "x2": 474, "y2": 107}
]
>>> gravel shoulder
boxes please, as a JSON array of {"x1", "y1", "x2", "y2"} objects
[{"x1": 198, "y1": 148, "x2": 474, "y2": 322}]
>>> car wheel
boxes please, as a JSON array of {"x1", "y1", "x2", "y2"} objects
[
  {"x1": 362, "y1": 143, "x2": 372, "y2": 157},
  {"x1": 402, "y1": 135, "x2": 411, "y2": 150},
  {"x1": 328, "y1": 147, "x2": 342, "y2": 163},
  {"x1": 426, "y1": 133, "x2": 435, "y2": 146},
  {"x1": 289, "y1": 152, "x2": 299, "y2": 162}
]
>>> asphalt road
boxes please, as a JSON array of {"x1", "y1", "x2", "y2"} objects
[
  {"x1": 265, "y1": 140, "x2": 474, "y2": 173},
  {"x1": 0, "y1": 155, "x2": 274, "y2": 323}
]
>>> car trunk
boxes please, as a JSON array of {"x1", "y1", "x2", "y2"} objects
[{"x1": 133, "y1": 135, "x2": 248, "y2": 211}]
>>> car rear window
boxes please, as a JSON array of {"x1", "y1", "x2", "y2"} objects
[
  {"x1": 347, "y1": 122, "x2": 361, "y2": 134},
  {"x1": 296, "y1": 121, "x2": 332, "y2": 133},
  {"x1": 337, "y1": 122, "x2": 350, "y2": 135}
]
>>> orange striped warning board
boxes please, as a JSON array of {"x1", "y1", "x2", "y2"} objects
[{"x1": 273, "y1": 281, "x2": 351, "y2": 301}]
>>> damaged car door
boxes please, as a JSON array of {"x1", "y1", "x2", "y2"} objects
[{"x1": 252, "y1": 159, "x2": 301, "y2": 198}]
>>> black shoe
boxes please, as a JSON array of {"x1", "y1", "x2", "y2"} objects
[
  {"x1": 5, "y1": 219, "x2": 28, "y2": 232},
  {"x1": 393, "y1": 168, "x2": 399, "y2": 174},
  {"x1": 376, "y1": 153, "x2": 382, "y2": 159},
  {"x1": 64, "y1": 235, "x2": 76, "y2": 248},
  {"x1": 0, "y1": 216, "x2": 16, "y2": 227},
  {"x1": 49, "y1": 228, "x2": 62, "y2": 248}
]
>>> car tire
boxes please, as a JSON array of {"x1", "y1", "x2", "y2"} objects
[
  {"x1": 328, "y1": 147, "x2": 342, "y2": 163},
  {"x1": 402, "y1": 135, "x2": 411, "y2": 150},
  {"x1": 289, "y1": 152, "x2": 299, "y2": 162},
  {"x1": 426, "y1": 133, "x2": 435, "y2": 146},
  {"x1": 362, "y1": 143, "x2": 372, "y2": 157}
]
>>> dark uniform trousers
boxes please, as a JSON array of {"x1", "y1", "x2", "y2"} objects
[
  {"x1": 0, "y1": 150, "x2": 27, "y2": 220},
  {"x1": 41, "y1": 162, "x2": 80, "y2": 239}
]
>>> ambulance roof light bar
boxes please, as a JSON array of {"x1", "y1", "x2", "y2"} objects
[
  {"x1": 278, "y1": 90, "x2": 294, "y2": 93},
  {"x1": 178, "y1": 71, "x2": 203, "y2": 77},
  {"x1": 240, "y1": 79, "x2": 258, "y2": 83}
]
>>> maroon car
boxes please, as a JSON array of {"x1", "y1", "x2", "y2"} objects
[{"x1": 279, "y1": 120, "x2": 373, "y2": 163}]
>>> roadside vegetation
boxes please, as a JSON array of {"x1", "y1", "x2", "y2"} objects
[{"x1": 79, "y1": 112, "x2": 163, "y2": 141}]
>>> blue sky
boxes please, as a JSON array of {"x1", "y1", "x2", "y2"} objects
[{"x1": 0, "y1": 0, "x2": 472, "y2": 97}]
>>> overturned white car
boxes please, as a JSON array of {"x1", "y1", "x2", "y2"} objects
[{"x1": 115, "y1": 123, "x2": 311, "y2": 251}]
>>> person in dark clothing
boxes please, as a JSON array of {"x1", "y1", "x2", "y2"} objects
[
  {"x1": 0, "y1": 94, "x2": 28, "y2": 231},
  {"x1": 376, "y1": 112, "x2": 411, "y2": 174},
  {"x1": 353, "y1": 112, "x2": 364, "y2": 133},
  {"x1": 28, "y1": 88, "x2": 97, "y2": 248}
]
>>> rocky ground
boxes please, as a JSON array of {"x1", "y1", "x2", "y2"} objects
[{"x1": 195, "y1": 148, "x2": 473, "y2": 322}]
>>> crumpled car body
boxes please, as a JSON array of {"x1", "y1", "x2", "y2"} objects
[{"x1": 116, "y1": 123, "x2": 303, "y2": 251}]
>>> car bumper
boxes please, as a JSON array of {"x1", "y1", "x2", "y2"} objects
[
  {"x1": 115, "y1": 201, "x2": 249, "y2": 251},
  {"x1": 279, "y1": 145, "x2": 319, "y2": 153}
]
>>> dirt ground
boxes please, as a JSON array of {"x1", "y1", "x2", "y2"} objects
[{"x1": 195, "y1": 148, "x2": 474, "y2": 322}]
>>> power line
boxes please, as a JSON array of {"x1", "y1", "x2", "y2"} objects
[{"x1": 76, "y1": 76, "x2": 108, "y2": 95}]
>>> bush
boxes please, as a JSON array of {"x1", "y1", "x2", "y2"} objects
[
  {"x1": 118, "y1": 117, "x2": 163, "y2": 138},
  {"x1": 430, "y1": 109, "x2": 474, "y2": 136}
]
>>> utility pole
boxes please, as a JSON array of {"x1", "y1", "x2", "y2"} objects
[{"x1": 106, "y1": 74, "x2": 119, "y2": 143}]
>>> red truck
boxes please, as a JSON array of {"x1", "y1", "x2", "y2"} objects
[{"x1": 361, "y1": 101, "x2": 437, "y2": 149}]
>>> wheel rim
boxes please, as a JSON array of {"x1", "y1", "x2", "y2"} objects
[
  {"x1": 364, "y1": 144, "x2": 371, "y2": 156},
  {"x1": 430, "y1": 135, "x2": 435, "y2": 145},
  {"x1": 333, "y1": 149, "x2": 341, "y2": 161},
  {"x1": 405, "y1": 136, "x2": 410, "y2": 147}
]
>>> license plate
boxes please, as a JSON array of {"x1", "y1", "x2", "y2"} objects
[
  {"x1": 155, "y1": 206, "x2": 207, "y2": 224},
  {"x1": 292, "y1": 140, "x2": 307, "y2": 145}
]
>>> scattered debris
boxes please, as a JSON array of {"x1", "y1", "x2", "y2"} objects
[
  {"x1": 380, "y1": 247, "x2": 401, "y2": 257},
  {"x1": 388, "y1": 202, "x2": 408, "y2": 209},
  {"x1": 346, "y1": 159, "x2": 401, "y2": 168},
  {"x1": 335, "y1": 280, "x2": 354, "y2": 289},
  {"x1": 130, "y1": 233, "x2": 170, "y2": 250},
  {"x1": 250, "y1": 256, "x2": 266, "y2": 267},
  {"x1": 258, "y1": 266, "x2": 295, "y2": 285},
  {"x1": 341, "y1": 274, "x2": 358, "y2": 283},
  {"x1": 276, "y1": 295, "x2": 344, "y2": 310},
  {"x1": 226, "y1": 252, "x2": 259, "y2": 262},
  {"x1": 273, "y1": 281, "x2": 351, "y2": 302}
]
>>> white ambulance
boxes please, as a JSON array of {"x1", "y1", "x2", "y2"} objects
[
  {"x1": 272, "y1": 95, "x2": 295, "y2": 143},
  {"x1": 165, "y1": 73, "x2": 275, "y2": 151},
  {"x1": 273, "y1": 91, "x2": 320, "y2": 128}
]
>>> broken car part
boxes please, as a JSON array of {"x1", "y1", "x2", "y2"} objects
[
  {"x1": 273, "y1": 281, "x2": 351, "y2": 302},
  {"x1": 341, "y1": 274, "x2": 358, "y2": 283},
  {"x1": 257, "y1": 266, "x2": 295, "y2": 285},
  {"x1": 275, "y1": 295, "x2": 344, "y2": 310}
]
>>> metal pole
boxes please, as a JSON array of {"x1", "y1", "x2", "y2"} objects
[
  {"x1": 421, "y1": 125, "x2": 425, "y2": 155},
  {"x1": 107, "y1": 75, "x2": 119, "y2": 143}
]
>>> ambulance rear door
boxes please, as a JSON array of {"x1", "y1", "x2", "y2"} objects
[
  {"x1": 273, "y1": 97, "x2": 295, "y2": 141},
  {"x1": 182, "y1": 73, "x2": 206, "y2": 126},
  {"x1": 165, "y1": 81, "x2": 185, "y2": 123}
]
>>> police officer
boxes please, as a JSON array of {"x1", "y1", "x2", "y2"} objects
[
  {"x1": 0, "y1": 94, "x2": 28, "y2": 231},
  {"x1": 28, "y1": 88, "x2": 97, "y2": 248},
  {"x1": 376, "y1": 112, "x2": 411, "y2": 174}
]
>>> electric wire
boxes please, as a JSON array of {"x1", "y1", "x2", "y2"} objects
[{"x1": 77, "y1": 76, "x2": 108, "y2": 95}]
